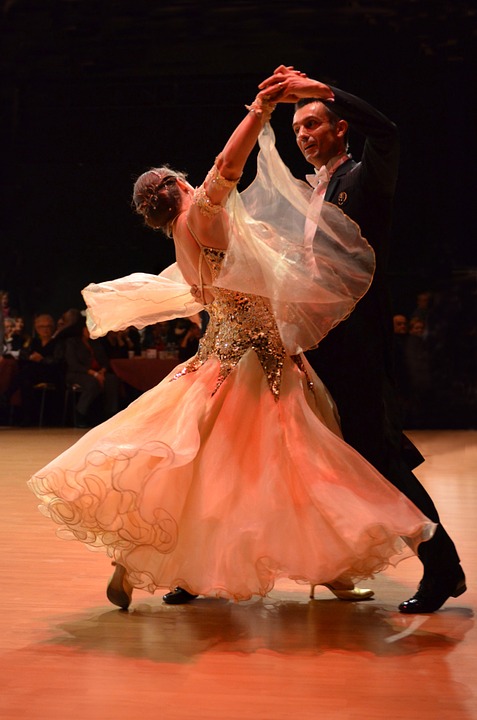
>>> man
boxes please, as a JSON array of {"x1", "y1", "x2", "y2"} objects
[
  {"x1": 393, "y1": 315, "x2": 408, "y2": 335},
  {"x1": 15, "y1": 314, "x2": 63, "y2": 425},
  {"x1": 64, "y1": 317, "x2": 120, "y2": 428},
  {"x1": 256, "y1": 65, "x2": 465, "y2": 613}
]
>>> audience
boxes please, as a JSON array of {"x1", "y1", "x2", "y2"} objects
[
  {"x1": 392, "y1": 314, "x2": 411, "y2": 421},
  {"x1": 2, "y1": 274, "x2": 474, "y2": 429},
  {"x1": 391, "y1": 274, "x2": 476, "y2": 428},
  {"x1": 393, "y1": 314, "x2": 408, "y2": 335},
  {"x1": 101, "y1": 329, "x2": 139, "y2": 360},
  {"x1": 1, "y1": 290, "x2": 13, "y2": 320},
  {"x1": 403, "y1": 316, "x2": 433, "y2": 428},
  {"x1": 178, "y1": 319, "x2": 202, "y2": 362},
  {"x1": 53, "y1": 308, "x2": 84, "y2": 344},
  {"x1": 13, "y1": 313, "x2": 65, "y2": 425},
  {"x1": 142, "y1": 320, "x2": 178, "y2": 356},
  {"x1": 64, "y1": 315, "x2": 121, "y2": 428},
  {"x1": 411, "y1": 290, "x2": 433, "y2": 324},
  {"x1": 2, "y1": 317, "x2": 21, "y2": 357}
]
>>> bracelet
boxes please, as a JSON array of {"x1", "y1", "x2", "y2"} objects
[
  {"x1": 193, "y1": 185, "x2": 224, "y2": 218},
  {"x1": 193, "y1": 163, "x2": 241, "y2": 218},
  {"x1": 245, "y1": 96, "x2": 276, "y2": 120},
  {"x1": 208, "y1": 162, "x2": 241, "y2": 189}
]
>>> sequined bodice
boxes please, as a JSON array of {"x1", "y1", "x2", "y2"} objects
[{"x1": 172, "y1": 247, "x2": 287, "y2": 399}]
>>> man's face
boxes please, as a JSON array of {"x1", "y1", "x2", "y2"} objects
[
  {"x1": 35, "y1": 316, "x2": 54, "y2": 341},
  {"x1": 292, "y1": 102, "x2": 345, "y2": 169},
  {"x1": 393, "y1": 315, "x2": 408, "y2": 334},
  {"x1": 409, "y1": 320, "x2": 425, "y2": 337}
]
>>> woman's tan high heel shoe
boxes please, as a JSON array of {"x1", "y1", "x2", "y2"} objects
[
  {"x1": 310, "y1": 578, "x2": 374, "y2": 601},
  {"x1": 107, "y1": 562, "x2": 133, "y2": 610}
]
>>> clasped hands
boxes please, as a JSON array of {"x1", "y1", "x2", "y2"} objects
[
  {"x1": 90, "y1": 367, "x2": 106, "y2": 386},
  {"x1": 256, "y1": 65, "x2": 334, "y2": 105}
]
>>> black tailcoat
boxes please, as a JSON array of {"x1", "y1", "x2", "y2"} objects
[{"x1": 305, "y1": 87, "x2": 460, "y2": 572}]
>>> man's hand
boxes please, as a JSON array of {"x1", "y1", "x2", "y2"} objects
[{"x1": 258, "y1": 65, "x2": 334, "y2": 105}]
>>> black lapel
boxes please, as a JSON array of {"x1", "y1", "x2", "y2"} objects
[{"x1": 325, "y1": 158, "x2": 355, "y2": 201}]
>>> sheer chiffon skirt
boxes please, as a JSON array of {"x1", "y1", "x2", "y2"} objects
[{"x1": 28, "y1": 351, "x2": 435, "y2": 601}]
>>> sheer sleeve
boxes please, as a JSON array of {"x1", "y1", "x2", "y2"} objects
[
  {"x1": 82, "y1": 263, "x2": 203, "y2": 339},
  {"x1": 82, "y1": 125, "x2": 373, "y2": 350},
  {"x1": 214, "y1": 123, "x2": 375, "y2": 355}
]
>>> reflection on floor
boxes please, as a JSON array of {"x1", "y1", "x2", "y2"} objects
[{"x1": 0, "y1": 428, "x2": 475, "y2": 720}]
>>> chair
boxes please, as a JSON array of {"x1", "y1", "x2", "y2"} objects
[{"x1": 62, "y1": 383, "x2": 83, "y2": 426}]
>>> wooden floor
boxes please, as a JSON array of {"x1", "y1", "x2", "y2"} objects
[{"x1": 0, "y1": 428, "x2": 475, "y2": 720}]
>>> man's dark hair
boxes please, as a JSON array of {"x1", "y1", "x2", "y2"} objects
[{"x1": 295, "y1": 97, "x2": 341, "y2": 126}]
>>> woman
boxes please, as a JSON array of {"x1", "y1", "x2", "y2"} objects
[{"x1": 28, "y1": 89, "x2": 435, "y2": 610}]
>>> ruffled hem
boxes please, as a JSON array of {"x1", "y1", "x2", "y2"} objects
[{"x1": 28, "y1": 352, "x2": 435, "y2": 600}]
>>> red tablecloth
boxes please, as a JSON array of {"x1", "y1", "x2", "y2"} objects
[{"x1": 110, "y1": 357, "x2": 179, "y2": 392}]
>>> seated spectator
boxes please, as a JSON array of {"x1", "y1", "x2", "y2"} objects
[
  {"x1": 13, "y1": 316, "x2": 31, "y2": 350},
  {"x1": 100, "y1": 329, "x2": 143, "y2": 407},
  {"x1": 128, "y1": 326, "x2": 142, "y2": 356},
  {"x1": 53, "y1": 307, "x2": 84, "y2": 340},
  {"x1": 411, "y1": 290, "x2": 433, "y2": 324},
  {"x1": 403, "y1": 317, "x2": 432, "y2": 427},
  {"x1": 52, "y1": 308, "x2": 85, "y2": 363},
  {"x1": 408, "y1": 317, "x2": 426, "y2": 338},
  {"x1": 178, "y1": 320, "x2": 203, "y2": 362},
  {"x1": 142, "y1": 320, "x2": 177, "y2": 354},
  {"x1": 101, "y1": 329, "x2": 141, "y2": 359},
  {"x1": 1, "y1": 290, "x2": 12, "y2": 320},
  {"x1": 15, "y1": 314, "x2": 64, "y2": 425},
  {"x1": 2, "y1": 317, "x2": 22, "y2": 357},
  {"x1": 393, "y1": 314, "x2": 408, "y2": 335},
  {"x1": 64, "y1": 316, "x2": 120, "y2": 428},
  {"x1": 392, "y1": 313, "x2": 411, "y2": 422}
]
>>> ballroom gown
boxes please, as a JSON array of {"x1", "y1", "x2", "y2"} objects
[{"x1": 28, "y1": 125, "x2": 435, "y2": 601}]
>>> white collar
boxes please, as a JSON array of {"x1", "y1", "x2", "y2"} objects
[{"x1": 306, "y1": 153, "x2": 351, "y2": 188}]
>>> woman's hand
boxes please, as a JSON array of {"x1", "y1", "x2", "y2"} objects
[{"x1": 257, "y1": 65, "x2": 333, "y2": 105}]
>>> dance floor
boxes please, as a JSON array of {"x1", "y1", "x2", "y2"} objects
[{"x1": 0, "y1": 427, "x2": 475, "y2": 720}]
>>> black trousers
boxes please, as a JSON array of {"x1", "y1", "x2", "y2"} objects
[
  {"x1": 384, "y1": 452, "x2": 461, "y2": 575},
  {"x1": 67, "y1": 372, "x2": 120, "y2": 419},
  {"x1": 305, "y1": 348, "x2": 462, "y2": 579}
]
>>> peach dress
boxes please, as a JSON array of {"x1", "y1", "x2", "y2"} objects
[{"x1": 28, "y1": 126, "x2": 435, "y2": 601}]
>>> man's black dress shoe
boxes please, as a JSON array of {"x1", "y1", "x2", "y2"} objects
[
  {"x1": 399, "y1": 567, "x2": 466, "y2": 614},
  {"x1": 163, "y1": 587, "x2": 199, "y2": 605}
]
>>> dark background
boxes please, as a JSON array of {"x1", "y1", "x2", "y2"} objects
[{"x1": 1, "y1": 0, "x2": 476, "y2": 321}]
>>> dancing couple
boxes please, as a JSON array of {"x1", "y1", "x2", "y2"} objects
[{"x1": 29, "y1": 66, "x2": 465, "y2": 615}]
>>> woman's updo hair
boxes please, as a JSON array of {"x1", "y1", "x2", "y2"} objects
[{"x1": 132, "y1": 166, "x2": 189, "y2": 234}]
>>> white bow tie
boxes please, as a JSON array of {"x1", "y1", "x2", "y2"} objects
[{"x1": 305, "y1": 165, "x2": 330, "y2": 188}]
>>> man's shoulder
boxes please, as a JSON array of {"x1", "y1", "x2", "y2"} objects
[
  {"x1": 333, "y1": 158, "x2": 358, "y2": 177},
  {"x1": 65, "y1": 335, "x2": 82, "y2": 347},
  {"x1": 331, "y1": 159, "x2": 360, "y2": 189}
]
